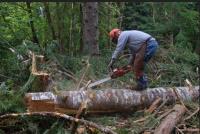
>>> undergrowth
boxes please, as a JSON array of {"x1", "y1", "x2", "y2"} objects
[{"x1": 0, "y1": 40, "x2": 199, "y2": 133}]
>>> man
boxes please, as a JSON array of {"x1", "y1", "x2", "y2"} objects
[{"x1": 108, "y1": 28, "x2": 158, "y2": 90}]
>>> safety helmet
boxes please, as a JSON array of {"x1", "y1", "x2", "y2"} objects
[{"x1": 109, "y1": 28, "x2": 121, "y2": 39}]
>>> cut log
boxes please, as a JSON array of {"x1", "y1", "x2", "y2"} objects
[
  {"x1": 24, "y1": 86, "x2": 199, "y2": 114},
  {"x1": 154, "y1": 104, "x2": 186, "y2": 134}
]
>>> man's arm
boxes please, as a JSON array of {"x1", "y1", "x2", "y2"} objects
[{"x1": 111, "y1": 33, "x2": 129, "y2": 59}]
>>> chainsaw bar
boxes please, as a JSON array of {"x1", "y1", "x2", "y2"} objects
[
  {"x1": 80, "y1": 76, "x2": 111, "y2": 90},
  {"x1": 88, "y1": 77, "x2": 111, "y2": 88},
  {"x1": 79, "y1": 65, "x2": 131, "y2": 90}
]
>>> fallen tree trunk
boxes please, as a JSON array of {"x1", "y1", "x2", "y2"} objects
[
  {"x1": 154, "y1": 104, "x2": 186, "y2": 134},
  {"x1": 25, "y1": 86, "x2": 199, "y2": 114}
]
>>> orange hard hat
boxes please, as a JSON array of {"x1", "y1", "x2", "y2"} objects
[{"x1": 109, "y1": 28, "x2": 121, "y2": 39}]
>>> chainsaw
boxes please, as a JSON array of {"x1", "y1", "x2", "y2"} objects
[{"x1": 80, "y1": 65, "x2": 132, "y2": 89}]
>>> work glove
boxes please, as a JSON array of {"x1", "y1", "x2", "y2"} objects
[{"x1": 108, "y1": 58, "x2": 116, "y2": 72}]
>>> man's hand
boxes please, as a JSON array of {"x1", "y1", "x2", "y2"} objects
[
  {"x1": 127, "y1": 65, "x2": 132, "y2": 69},
  {"x1": 108, "y1": 58, "x2": 116, "y2": 72}
]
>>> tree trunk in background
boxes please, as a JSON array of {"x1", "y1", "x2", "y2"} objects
[
  {"x1": 62, "y1": 3, "x2": 69, "y2": 54},
  {"x1": 69, "y1": 3, "x2": 74, "y2": 56},
  {"x1": 195, "y1": 39, "x2": 200, "y2": 55},
  {"x1": 44, "y1": 2, "x2": 56, "y2": 40},
  {"x1": 26, "y1": 2, "x2": 39, "y2": 44},
  {"x1": 82, "y1": 2, "x2": 99, "y2": 56},
  {"x1": 151, "y1": 2, "x2": 156, "y2": 24},
  {"x1": 56, "y1": 2, "x2": 64, "y2": 53},
  {"x1": 79, "y1": 3, "x2": 84, "y2": 53},
  {"x1": 117, "y1": 2, "x2": 125, "y2": 29},
  {"x1": 107, "y1": 2, "x2": 111, "y2": 49},
  {"x1": 194, "y1": 2, "x2": 200, "y2": 54}
]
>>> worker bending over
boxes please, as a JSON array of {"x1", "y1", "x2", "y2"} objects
[{"x1": 108, "y1": 28, "x2": 158, "y2": 90}]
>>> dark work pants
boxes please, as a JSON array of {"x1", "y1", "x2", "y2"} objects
[{"x1": 137, "y1": 39, "x2": 158, "y2": 89}]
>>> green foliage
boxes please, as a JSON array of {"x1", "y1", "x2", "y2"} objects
[
  {"x1": 122, "y1": 2, "x2": 154, "y2": 31},
  {"x1": 0, "y1": 82, "x2": 25, "y2": 113},
  {"x1": 0, "y1": 44, "x2": 28, "y2": 85},
  {"x1": 43, "y1": 121, "x2": 69, "y2": 134},
  {"x1": 16, "y1": 40, "x2": 41, "y2": 57},
  {"x1": 0, "y1": 3, "x2": 30, "y2": 44},
  {"x1": 143, "y1": 45, "x2": 198, "y2": 88},
  {"x1": 99, "y1": 2, "x2": 120, "y2": 48},
  {"x1": 0, "y1": 116, "x2": 70, "y2": 134},
  {"x1": 116, "y1": 128, "x2": 130, "y2": 134},
  {"x1": 168, "y1": 46, "x2": 198, "y2": 65},
  {"x1": 0, "y1": 2, "x2": 199, "y2": 133},
  {"x1": 121, "y1": 2, "x2": 199, "y2": 51}
]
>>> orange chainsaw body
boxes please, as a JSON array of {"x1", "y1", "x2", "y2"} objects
[{"x1": 110, "y1": 65, "x2": 132, "y2": 79}]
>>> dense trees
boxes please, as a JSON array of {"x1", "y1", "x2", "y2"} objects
[
  {"x1": 0, "y1": 2, "x2": 199, "y2": 133},
  {"x1": 0, "y1": 2, "x2": 199, "y2": 55},
  {"x1": 26, "y1": 2, "x2": 39, "y2": 44},
  {"x1": 121, "y1": 2, "x2": 199, "y2": 52},
  {"x1": 0, "y1": 2, "x2": 199, "y2": 86}
]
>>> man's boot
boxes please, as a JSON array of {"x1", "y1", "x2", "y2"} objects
[{"x1": 129, "y1": 75, "x2": 148, "y2": 91}]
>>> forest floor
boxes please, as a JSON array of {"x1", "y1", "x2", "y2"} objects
[
  {"x1": 0, "y1": 44, "x2": 199, "y2": 134},
  {"x1": 40, "y1": 49, "x2": 200, "y2": 134}
]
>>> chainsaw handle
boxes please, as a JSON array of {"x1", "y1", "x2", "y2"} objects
[{"x1": 110, "y1": 65, "x2": 132, "y2": 79}]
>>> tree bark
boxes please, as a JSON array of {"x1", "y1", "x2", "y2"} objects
[
  {"x1": 44, "y1": 2, "x2": 56, "y2": 40},
  {"x1": 151, "y1": 2, "x2": 156, "y2": 24},
  {"x1": 154, "y1": 104, "x2": 186, "y2": 134},
  {"x1": 25, "y1": 86, "x2": 199, "y2": 114},
  {"x1": 69, "y1": 2, "x2": 74, "y2": 56},
  {"x1": 56, "y1": 2, "x2": 64, "y2": 53},
  {"x1": 79, "y1": 3, "x2": 84, "y2": 53},
  {"x1": 26, "y1": 2, "x2": 39, "y2": 44},
  {"x1": 82, "y1": 2, "x2": 99, "y2": 56},
  {"x1": 107, "y1": 2, "x2": 111, "y2": 49},
  {"x1": 117, "y1": 2, "x2": 125, "y2": 29}
]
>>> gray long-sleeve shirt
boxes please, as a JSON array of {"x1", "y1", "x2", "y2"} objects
[{"x1": 111, "y1": 30, "x2": 154, "y2": 60}]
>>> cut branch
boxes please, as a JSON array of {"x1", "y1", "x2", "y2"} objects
[
  {"x1": 145, "y1": 97, "x2": 162, "y2": 114},
  {"x1": 184, "y1": 107, "x2": 199, "y2": 121},
  {"x1": 76, "y1": 59, "x2": 90, "y2": 90},
  {"x1": 172, "y1": 87, "x2": 191, "y2": 114},
  {"x1": 154, "y1": 104, "x2": 186, "y2": 134},
  {"x1": 179, "y1": 128, "x2": 200, "y2": 133},
  {"x1": 71, "y1": 100, "x2": 88, "y2": 134},
  {"x1": 0, "y1": 112, "x2": 116, "y2": 134}
]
